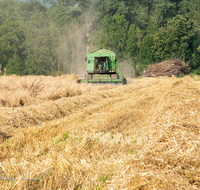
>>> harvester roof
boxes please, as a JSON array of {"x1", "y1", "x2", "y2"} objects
[{"x1": 88, "y1": 48, "x2": 115, "y2": 57}]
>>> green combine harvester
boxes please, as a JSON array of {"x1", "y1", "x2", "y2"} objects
[{"x1": 77, "y1": 48, "x2": 127, "y2": 85}]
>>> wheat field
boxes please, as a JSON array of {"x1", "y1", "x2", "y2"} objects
[{"x1": 0, "y1": 75, "x2": 200, "y2": 190}]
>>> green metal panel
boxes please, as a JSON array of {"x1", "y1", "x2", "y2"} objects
[
  {"x1": 86, "y1": 49, "x2": 117, "y2": 71},
  {"x1": 87, "y1": 56, "x2": 94, "y2": 70},
  {"x1": 88, "y1": 49, "x2": 115, "y2": 55}
]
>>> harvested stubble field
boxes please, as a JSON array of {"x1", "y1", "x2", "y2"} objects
[
  {"x1": 0, "y1": 75, "x2": 117, "y2": 107},
  {"x1": 0, "y1": 75, "x2": 200, "y2": 190}
]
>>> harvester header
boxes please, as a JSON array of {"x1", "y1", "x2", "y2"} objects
[{"x1": 77, "y1": 48, "x2": 127, "y2": 84}]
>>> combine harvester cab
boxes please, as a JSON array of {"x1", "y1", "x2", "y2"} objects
[{"x1": 77, "y1": 48, "x2": 127, "y2": 85}]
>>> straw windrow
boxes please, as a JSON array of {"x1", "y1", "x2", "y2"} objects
[
  {"x1": 0, "y1": 74, "x2": 118, "y2": 107},
  {"x1": 0, "y1": 76, "x2": 200, "y2": 189}
]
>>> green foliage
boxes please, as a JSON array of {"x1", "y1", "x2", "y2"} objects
[
  {"x1": 167, "y1": 15, "x2": 194, "y2": 60},
  {"x1": 139, "y1": 34, "x2": 154, "y2": 66},
  {"x1": 151, "y1": 0, "x2": 176, "y2": 27},
  {"x1": 7, "y1": 53, "x2": 24, "y2": 75},
  {"x1": 190, "y1": 73, "x2": 200, "y2": 81},
  {"x1": 63, "y1": 133, "x2": 69, "y2": 140},
  {"x1": 0, "y1": 0, "x2": 200, "y2": 76},
  {"x1": 190, "y1": 32, "x2": 200, "y2": 71},
  {"x1": 193, "y1": 69, "x2": 200, "y2": 75},
  {"x1": 0, "y1": 18, "x2": 25, "y2": 73},
  {"x1": 152, "y1": 15, "x2": 195, "y2": 64},
  {"x1": 99, "y1": 14, "x2": 129, "y2": 58},
  {"x1": 99, "y1": 175, "x2": 111, "y2": 183},
  {"x1": 128, "y1": 149, "x2": 135, "y2": 154},
  {"x1": 126, "y1": 24, "x2": 144, "y2": 58},
  {"x1": 23, "y1": 10, "x2": 60, "y2": 75}
]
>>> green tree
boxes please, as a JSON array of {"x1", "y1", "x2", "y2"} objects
[
  {"x1": 167, "y1": 15, "x2": 194, "y2": 62},
  {"x1": 152, "y1": 27, "x2": 168, "y2": 62},
  {"x1": 152, "y1": 15, "x2": 195, "y2": 63},
  {"x1": 126, "y1": 23, "x2": 145, "y2": 73},
  {"x1": 150, "y1": 0, "x2": 176, "y2": 27},
  {"x1": 126, "y1": 24, "x2": 144, "y2": 58},
  {"x1": 23, "y1": 11, "x2": 59, "y2": 75},
  {"x1": 6, "y1": 53, "x2": 24, "y2": 75},
  {"x1": 139, "y1": 34, "x2": 154, "y2": 67},
  {"x1": 49, "y1": 0, "x2": 82, "y2": 28},
  {"x1": 99, "y1": 14, "x2": 129, "y2": 58},
  {"x1": 0, "y1": 19, "x2": 25, "y2": 74},
  {"x1": 190, "y1": 0, "x2": 200, "y2": 61}
]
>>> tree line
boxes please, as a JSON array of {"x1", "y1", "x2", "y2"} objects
[{"x1": 0, "y1": 0, "x2": 200, "y2": 76}]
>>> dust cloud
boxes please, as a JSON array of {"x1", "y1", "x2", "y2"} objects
[
  {"x1": 58, "y1": 2, "x2": 99, "y2": 76},
  {"x1": 118, "y1": 59, "x2": 136, "y2": 84},
  {"x1": 58, "y1": 23, "x2": 87, "y2": 76}
]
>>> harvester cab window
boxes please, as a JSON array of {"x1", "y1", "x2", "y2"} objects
[{"x1": 94, "y1": 57, "x2": 108, "y2": 70}]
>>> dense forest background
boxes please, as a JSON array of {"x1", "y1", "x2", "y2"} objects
[{"x1": 0, "y1": 0, "x2": 200, "y2": 76}]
